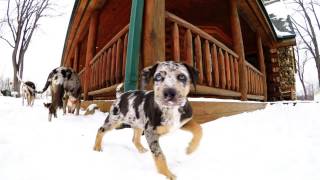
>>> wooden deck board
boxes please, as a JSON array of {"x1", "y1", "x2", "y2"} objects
[{"x1": 81, "y1": 100, "x2": 267, "y2": 124}]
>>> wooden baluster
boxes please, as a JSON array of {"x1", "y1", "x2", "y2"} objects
[
  {"x1": 184, "y1": 29, "x2": 193, "y2": 66},
  {"x1": 102, "y1": 52, "x2": 107, "y2": 87},
  {"x1": 230, "y1": 55, "x2": 235, "y2": 90},
  {"x1": 97, "y1": 62, "x2": 100, "y2": 89},
  {"x1": 122, "y1": 33, "x2": 128, "y2": 79},
  {"x1": 255, "y1": 73, "x2": 258, "y2": 95},
  {"x1": 172, "y1": 23, "x2": 180, "y2": 62},
  {"x1": 225, "y1": 51, "x2": 231, "y2": 90},
  {"x1": 235, "y1": 58, "x2": 239, "y2": 91},
  {"x1": 249, "y1": 69, "x2": 252, "y2": 94},
  {"x1": 93, "y1": 64, "x2": 96, "y2": 90},
  {"x1": 116, "y1": 38, "x2": 123, "y2": 83},
  {"x1": 110, "y1": 44, "x2": 117, "y2": 85},
  {"x1": 247, "y1": 67, "x2": 250, "y2": 94},
  {"x1": 211, "y1": 44, "x2": 219, "y2": 88},
  {"x1": 204, "y1": 40, "x2": 212, "y2": 86},
  {"x1": 106, "y1": 48, "x2": 112, "y2": 86},
  {"x1": 97, "y1": 58, "x2": 101, "y2": 88},
  {"x1": 256, "y1": 74, "x2": 258, "y2": 95},
  {"x1": 195, "y1": 35, "x2": 203, "y2": 84},
  {"x1": 218, "y1": 48, "x2": 226, "y2": 89},
  {"x1": 251, "y1": 71, "x2": 254, "y2": 94},
  {"x1": 101, "y1": 53, "x2": 105, "y2": 87}
]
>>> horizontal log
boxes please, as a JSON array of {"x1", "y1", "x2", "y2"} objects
[
  {"x1": 90, "y1": 24, "x2": 129, "y2": 65},
  {"x1": 247, "y1": 94, "x2": 265, "y2": 100},
  {"x1": 245, "y1": 60, "x2": 263, "y2": 76},
  {"x1": 190, "y1": 85, "x2": 241, "y2": 97},
  {"x1": 87, "y1": 83, "x2": 120, "y2": 96}
]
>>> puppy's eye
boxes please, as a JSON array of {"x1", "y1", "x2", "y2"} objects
[
  {"x1": 177, "y1": 74, "x2": 187, "y2": 82},
  {"x1": 154, "y1": 73, "x2": 163, "y2": 82}
]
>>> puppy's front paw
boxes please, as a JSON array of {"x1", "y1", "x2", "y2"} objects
[
  {"x1": 186, "y1": 143, "x2": 197, "y2": 155},
  {"x1": 93, "y1": 145, "x2": 102, "y2": 152},
  {"x1": 137, "y1": 146, "x2": 148, "y2": 153},
  {"x1": 166, "y1": 173, "x2": 176, "y2": 180}
]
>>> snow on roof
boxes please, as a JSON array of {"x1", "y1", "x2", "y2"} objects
[{"x1": 264, "y1": 0, "x2": 296, "y2": 39}]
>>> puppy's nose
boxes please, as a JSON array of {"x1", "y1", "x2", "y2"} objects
[{"x1": 163, "y1": 88, "x2": 177, "y2": 101}]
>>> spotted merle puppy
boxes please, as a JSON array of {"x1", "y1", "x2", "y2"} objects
[
  {"x1": 93, "y1": 61, "x2": 202, "y2": 180},
  {"x1": 40, "y1": 67, "x2": 81, "y2": 122},
  {"x1": 21, "y1": 81, "x2": 36, "y2": 106}
]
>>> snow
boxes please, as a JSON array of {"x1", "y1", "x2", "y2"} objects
[{"x1": 1, "y1": 96, "x2": 320, "y2": 180}]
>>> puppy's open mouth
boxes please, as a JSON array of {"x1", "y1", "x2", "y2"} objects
[{"x1": 162, "y1": 98, "x2": 184, "y2": 107}]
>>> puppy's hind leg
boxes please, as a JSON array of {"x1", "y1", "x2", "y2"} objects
[
  {"x1": 75, "y1": 99, "x2": 80, "y2": 115},
  {"x1": 62, "y1": 95, "x2": 68, "y2": 115},
  {"x1": 132, "y1": 128, "x2": 148, "y2": 153},
  {"x1": 93, "y1": 115, "x2": 120, "y2": 152},
  {"x1": 181, "y1": 119, "x2": 202, "y2": 155}
]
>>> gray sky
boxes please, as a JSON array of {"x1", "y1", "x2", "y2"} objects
[{"x1": 0, "y1": 0, "x2": 75, "y2": 90}]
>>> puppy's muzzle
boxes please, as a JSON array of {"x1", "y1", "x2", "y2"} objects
[{"x1": 163, "y1": 88, "x2": 177, "y2": 102}]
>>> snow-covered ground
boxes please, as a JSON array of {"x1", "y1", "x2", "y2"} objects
[{"x1": 0, "y1": 96, "x2": 319, "y2": 180}]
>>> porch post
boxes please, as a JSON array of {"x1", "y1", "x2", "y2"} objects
[
  {"x1": 257, "y1": 34, "x2": 268, "y2": 101},
  {"x1": 83, "y1": 11, "x2": 98, "y2": 100},
  {"x1": 124, "y1": 0, "x2": 145, "y2": 91},
  {"x1": 142, "y1": 0, "x2": 166, "y2": 66},
  {"x1": 230, "y1": 0, "x2": 247, "y2": 100}
]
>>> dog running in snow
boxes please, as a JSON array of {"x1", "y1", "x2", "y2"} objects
[
  {"x1": 16, "y1": 73, "x2": 37, "y2": 106},
  {"x1": 93, "y1": 61, "x2": 203, "y2": 180},
  {"x1": 40, "y1": 67, "x2": 81, "y2": 121},
  {"x1": 20, "y1": 81, "x2": 37, "y2": 106}
]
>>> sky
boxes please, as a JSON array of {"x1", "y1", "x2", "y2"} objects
[{"x1": 0, "y1": 0, "x2": 75, "y2": 89}]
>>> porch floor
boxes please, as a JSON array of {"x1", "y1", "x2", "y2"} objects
[{"x1": 81, "y1": 99, "x2": 267, "y2": 124}]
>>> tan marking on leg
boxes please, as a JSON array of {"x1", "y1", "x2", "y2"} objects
[
  {"x1": 153, "y1": 154, "x2": 176, "y2": 180},
  {"x1": 75, "y1": 100, "x2": 80, "y2": 115},
  {"x1": 132, "y1": 128, "x2": 148, "y2": 153},
  {"x1": 93, "y1": 122, "x2": 120, "y2": 151},
  {"x1": 156, "y1": 125, "x2": 171, "y2": 135},
  {"x1": 181, "y1": 119, "x2": 202, "y2": 154}
]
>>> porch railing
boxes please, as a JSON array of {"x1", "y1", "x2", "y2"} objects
[
  {"x1": 79, "y1": 25, "x2": 129, "y2": 94},
  {"x1": 165, "y1": 12, "x2": 240, "y2": 94},
  {"x1": 166, "y1": 11, "x2": 264, "y2": 99},
  {"x1": 245, "y1": 61, "x2": 264, "y2": 97}
]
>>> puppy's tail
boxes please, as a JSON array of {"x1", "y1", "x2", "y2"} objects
[
  {"x1": 116, "y1": 83, "x2": 124, "y2": 98},
  {"x1": 37, "y1": 70, "x2": 55, "y2": 94}
]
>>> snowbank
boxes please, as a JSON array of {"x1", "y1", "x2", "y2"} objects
[{"x1": 0, "y1": 96, "x2": 319, "y2": 180}]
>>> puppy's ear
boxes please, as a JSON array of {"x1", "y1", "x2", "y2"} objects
[
  {"x1": 140, "y1": 63, "x2": 159, "y2": 90},
  {"x1": 183, "y1": 63, "x2": 199, "y2": 90}
]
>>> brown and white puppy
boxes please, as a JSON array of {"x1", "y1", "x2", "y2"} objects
[
  {"x1": 40, "y1": 67, "x2": 81, "y2": 121},
  {"x1": 21, "y1": 81, "x2": 36, "y2": 106},
  {"x1": 93, "y1": 61, "x2": 202, "y2": 180}
]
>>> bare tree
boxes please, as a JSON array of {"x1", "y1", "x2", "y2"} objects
[
  {"x1": 0, "y1": 0, "x2": 52, "y2": 93},
  {"x1": 289, "y1": 0, "x2": 320, "y2": 88},
  {"x1": 295, "y1": 45, "x2": 309, "y2": 99}
]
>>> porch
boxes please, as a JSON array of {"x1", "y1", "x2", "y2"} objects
[{"x1": 68, "y1": 0, "x2": 268, "y2": 101}]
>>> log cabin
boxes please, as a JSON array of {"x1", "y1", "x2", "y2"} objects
[{"x1": 60, "y1": 0, "x2": 297, "y2": 121}]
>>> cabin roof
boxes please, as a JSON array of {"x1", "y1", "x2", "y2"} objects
[{"x1": 262, "y1": 0, "x2": 296, "y2": 40}]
